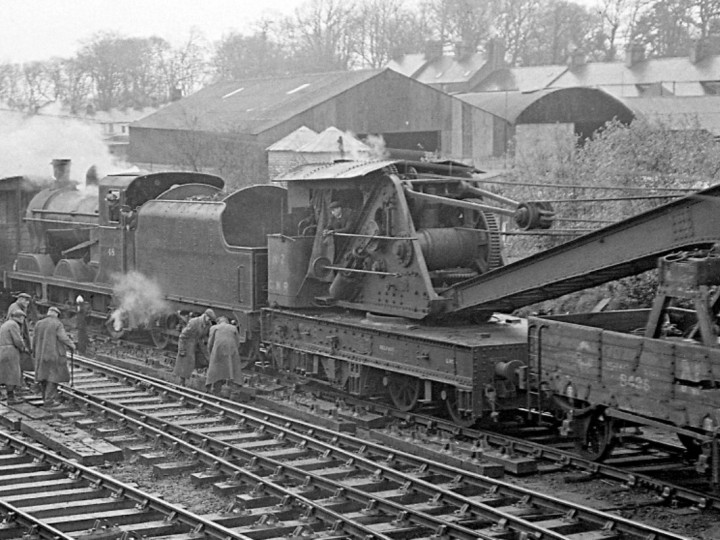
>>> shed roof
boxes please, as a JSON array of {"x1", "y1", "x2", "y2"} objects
[
  {"x1": 389, "y1": 52, "x2": 492, "y2": 86},
  {"x1": 553, "y1": 55, "x2": 720, "y2": 92},
  {"x1": 266, "y1": 126, "x2": 318, "y2": 151},
  {"x1": 133, "y1": 69, "x2": 383, "y2": 135},
  {"x1": 299, "y1": 127, "x2": 371, "y2": 154},
  {"x1": 620, "y1": 96, "x2": 720, "y2": 135},
  {"x1": 457, "y1": 87, "x2": 634, "y2": 124},
  {"x1": 472, "y1": 66, "x2": 567, "y2": 93}
]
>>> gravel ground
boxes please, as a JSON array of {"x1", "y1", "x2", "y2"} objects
[
  {"x1": 101, "y1": 457, "x2": 230, "y2": 515},
  {"x1": 97, "y1": 456, "x2": 720, "y2": 539},
  {"x1": 512, "y1": 472, "x2": 720, "y2": 540}
]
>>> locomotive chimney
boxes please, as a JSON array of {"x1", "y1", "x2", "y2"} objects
[{"x1": 51, "y1": 158, "x2": 72, "y2": 187}]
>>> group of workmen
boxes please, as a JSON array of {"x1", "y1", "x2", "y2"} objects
[
  {"x1": 0, "y1": 293, "x2": 76, "y2": 407},
  {"x1": 0, "y1": 295, "x2": 243, "y2": 407},
  {"x1": 172, "y1": 308, "x2": 245, "y2": 394}
]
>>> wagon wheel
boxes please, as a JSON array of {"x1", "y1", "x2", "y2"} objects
[
  {"x1": 387, "y1": 374, "x2": 421, "y2": 412},
  {"x1": 149, "y1": 313, "x2": 179, "y2": 350},
  {"x1": 444, "y1": 387, "x2": 476, "y2": 428},
  {"x1": 574, "y1": 408, "x2": 615, "y2": 461}
]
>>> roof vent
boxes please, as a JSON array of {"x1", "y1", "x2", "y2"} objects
[
  {"x1": 287, "y1": 83, "x2": 310, "y2": 95},
  {"x1": 222, "y1": 87, "x2": 244, "y2": 99}
]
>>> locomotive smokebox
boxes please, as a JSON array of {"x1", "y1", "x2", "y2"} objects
[{"x1": 51, "y1": 159, "x2": 72, "y2": 187}]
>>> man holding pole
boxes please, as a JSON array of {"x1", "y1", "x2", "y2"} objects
[{"x1": 33, "y1": 307, "x2": 76, "y2": 408}]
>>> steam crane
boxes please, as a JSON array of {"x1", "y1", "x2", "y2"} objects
[
  {"x1": 264, "y1": 160, "x2": 720, "y2": 424},
  {"x1": 271, "y1": 160, "x2": 720, "y2": 320}
]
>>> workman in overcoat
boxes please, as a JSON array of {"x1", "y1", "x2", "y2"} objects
[
  {"x1": 33, "y1": 306, "x2": 76, "y2": 407},
  {"x1": 0, "y1": 310, "x2": 29, "y2": 404},
  {"x1": 173, "y1": 309, "x2": 216, "y2": 386},
  {"x1": 6, "y1": 293, "x2": 33, "y2": 376},
  {"x1": 205, "y1": 316, "x2": 242, "y2": 394}
]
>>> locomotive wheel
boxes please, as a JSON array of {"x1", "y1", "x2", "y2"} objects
[
  {"x1": 387, "y1": 374, "x2": 421, "y2": 412},
  {"x1": 574, "y1": 408, "x2": 615, "y2": 461},
  {"x1": 444, "y1": 387, "x2": 476, "y2": 428},
  {"x1": 149, "y1": 314, "x2": 178, "y2": 350}
]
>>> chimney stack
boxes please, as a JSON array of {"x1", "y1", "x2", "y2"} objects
[
  {"x1": 51, "y1": 159, "x2": 72, "y2": 188},
  {"x1": 690, "y1": 38, "x2": 707, "y2": 63},
  {"x1": 454, "y1": 41, "x2": 474, "y2": 59},
  {"x1": 568, "y1": 49, "x2": 586, "y2": 69},
  {"x1": 485, "y1": 38, "x2": 506, "y2": 71},
  {"x1": 424, "y1": 40, "x2": 443, "y2": 61},
  {"x1": 625, "y1": 43, "x2": 645, "y2": 67}
]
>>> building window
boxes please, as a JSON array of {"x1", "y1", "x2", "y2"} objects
[{"x1": 702, "y1": 81, "x2": 720, "y2": 95}]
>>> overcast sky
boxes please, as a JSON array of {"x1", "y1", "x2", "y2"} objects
[{"x1": 1, "y1": 0, "x2": 307, "y2": 63}]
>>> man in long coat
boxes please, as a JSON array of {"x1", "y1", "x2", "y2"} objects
[
  {"x1": 173, "y1": 309, "x2": 215, "y2": 386},
  {"x1": 0, "y1": 310, "x2": 28, "y2": 404},
  {"x1": 6, "y1": 293, "x2": 33, "y2": 375},
  {"x1": 33, "y1": 306, "x2": 76, "y2": 407},
  {"x1": 205, "y1": 316, "x2": 242, "y2": 394}
]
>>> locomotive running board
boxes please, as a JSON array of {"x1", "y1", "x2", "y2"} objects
[{"x1": 444, "y1": 184, "x2": 720, "y2": 314}]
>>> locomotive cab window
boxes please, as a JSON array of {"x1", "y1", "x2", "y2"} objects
[{"x1": 105, "y1": 190, "x2": 121, "y2": 223}]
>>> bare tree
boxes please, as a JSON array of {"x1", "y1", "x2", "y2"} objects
[
  {"x1": 494, "y1": 0, "x2": 543, "y2": 65},
  {"x1": 426, "y1": 0, "x2": 497, "y2": 50},
  {"x1": 159, "y1": 28, "x2": 209, "y2": 98},
  {"x1": 524, "y1": 1, "x2": 597, "y2": 64},
  {"x1": 0, "y1": 63, "x2": 22, "y2": 107},
  {"x1": 593, "y1": 0, "x2": 649, "y2": 61},
  {"x1": 20, "y1": 62, "x2": 55, "y2": 113},
  {"x1": 281, "y1": 0, "x2": 359, "y2": 72},
  {"x1": 212, "y1": 28, "x2": 286, "y2": 80},
  {"x1": 690, "y1": 0, "x2": 720, "y2": 38}
]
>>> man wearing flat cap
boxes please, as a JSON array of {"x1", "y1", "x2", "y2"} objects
[
  {"x1": 173, "y1": 309, "x2": 216, "y2": 386},
  {"x1": 0, "y1": 309, "x2": 29, "y2": 404},
  {"x1": 33, "y1": 307, "x2": 76, "y2": 408}
]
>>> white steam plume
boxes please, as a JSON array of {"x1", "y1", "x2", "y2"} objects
[
  {"x1": 0, "y1": 109, "x2": 126, "y2": 186},
  {"x1": 110, "y1": 271, "x2": 170, "y2": 331},
  {"x1": 363, "y1": 134, "x2": 389, "y2": 160}
]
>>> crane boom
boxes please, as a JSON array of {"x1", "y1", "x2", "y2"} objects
[{"x1": 443, "y1": 184, "x2": 720, "y2": 314}]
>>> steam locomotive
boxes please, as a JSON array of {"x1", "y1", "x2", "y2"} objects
[{"x1": 4, "y1": 158, "x2": 720, "y2": 472}]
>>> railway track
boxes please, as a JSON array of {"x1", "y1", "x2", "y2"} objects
[
  {"x1": 0, "y1": 430, "x2": 252, "y2": 538},
  {"x1": 90, "y1": 336, "x2": 720, "y2": 512},
  {"x1": 2, "y1": 353, "x2": 698, "y2": 539}
]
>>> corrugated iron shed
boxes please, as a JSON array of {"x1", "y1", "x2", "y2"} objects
[
  {"x1": 133, "y1": 70, "x2": 382, "y2": 135},
  {"x1": 457, "y1": 87, "x2": 634, "y2": 124}
]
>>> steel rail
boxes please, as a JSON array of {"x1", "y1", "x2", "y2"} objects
[
  {"x1": 66, "y1": 357, "x2": 693, "y2": 540},
  {"x1": 0, "y1": 430, "x2": 251, "y2": 539},
  {"x1": 0, "y1": 498, "x2": 73, "y2": 540}
]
